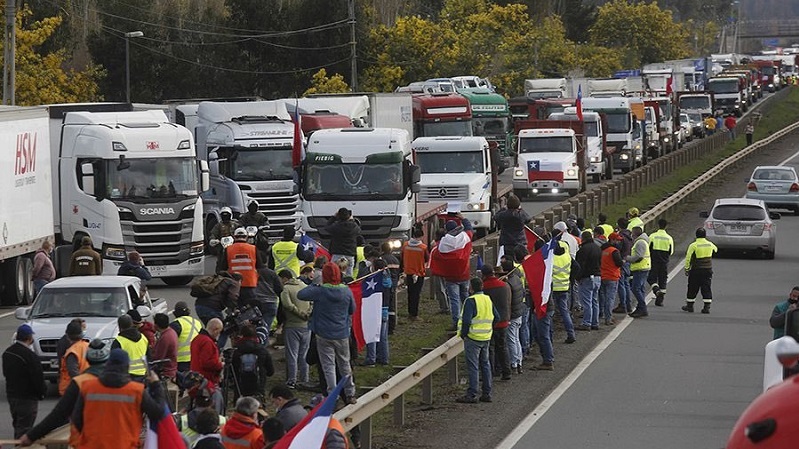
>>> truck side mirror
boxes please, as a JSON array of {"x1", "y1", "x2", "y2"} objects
[
  {"x1": 199, "y1": 160, "x2": 210, "y2": 192},
  {"x1": 81, "y1": 162, "x2": 96, "y2": 196},
  {"x1": 410, "y1": 164, "x2": 421, "y2": 184},
  {"x1": 208, "y1": 152, "x2": 220, "y2": 177}
]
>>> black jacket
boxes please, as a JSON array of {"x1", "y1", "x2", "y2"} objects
[
  {"x1": 194, "y1": 277, "x2": 241, "y2": 312},
  {"x1": 575, "y1": 240, "x2": 602, "y2": 279},
  {"x1": 232, "y1": 337, "x2": 275, "y2": 397},
  {"x1": 505, "y1": 270, "x2": 526, "y2": 319},
  {"x1": 494, "y1": 208, "x2": 530, "y2": 247},
  {"x1": 324, "y1": 218, "x2": 361, "y2": 256},
  {"x1": 2, "y1": 341, "x2": 46, "y2": 400}
]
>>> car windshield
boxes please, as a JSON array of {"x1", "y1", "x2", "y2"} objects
[
  {"x1": 416, "y1": 151, "x2": 484, "y2": 174},
  {"x1": 30, "y1": 288, "x2": 129, "y2": 318},
  {"x1": 680, "y1": 97, "x2": 711, "y2": 110},
  {"x1": 304, "y1": 162, "x2": 405, "y2": 200},
  {"x1": 107, "y1": 157, "x2": 198, "y2": 201},
  {"x1": 753, "y1": 168, "x2": 796, "y2": 181},
  {"x1": 680, "y1": 115, "x2": 690, "y2": 124},
  {"x1": 519, "y1": 136, "x2": 573, "y2": 153},
  {"x1": 422, "y1": 120, "x2": 473, "y2": 137},
  {"x1": 688, "y1": 113, "x2": 702, "y2": 122},
  {"x1": 217, "y1": 146, "x2": 294, "y2": 181},
  {"x1": 712, "y1": 205, "x2": 766, "y2": 221}
]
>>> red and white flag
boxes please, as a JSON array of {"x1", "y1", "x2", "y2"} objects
[
  {"x1": 349, "y1": 271, "x2": 384, "y2": 351},
  {"x1": 522, "y1": 237, "x2": 558, "y2": 319},
  {"x1": 273, "y1": 376, "x2": 349, "y2": 449},
  {"x1": 666, "y1": 76, "x2": 676, "y2": 96}
]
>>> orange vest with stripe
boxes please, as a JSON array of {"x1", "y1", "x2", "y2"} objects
[
  {"x1": 227, "y1": 242, "x2": 258, "y2": 287},
  {"x1": 68, "y1": 371, "x2": 100, "y2": 447},
  {"x1": 221, "y1": 415, "x2": 263, "y2": 449},
  {"x1": 59, "y1": 340, "x2": 89, "y2": 395},
  {"x1": 600, "y1": 246, "x2": 621, "y2": 281},
  {"x1": 78, "y1": 377, "x2": 144, "y2": 449}
]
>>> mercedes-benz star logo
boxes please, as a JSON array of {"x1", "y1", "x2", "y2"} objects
[{"x1": 438, "y1": 188, "x2": 448, "y2": 198}]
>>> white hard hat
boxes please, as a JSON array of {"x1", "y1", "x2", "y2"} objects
[
  {"x1": 234, "y1": 227, "x2": 248, "y2": 238},
  {"x1": 220, "y1": 207, "x2": 232, "y2": 216}
]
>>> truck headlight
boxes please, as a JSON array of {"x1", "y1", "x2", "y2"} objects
[
  {"x1": 620, "y1": 154, "x2": 629, "y2": 160},
  {"x1": 634, "y1": 143, "x2": 641, "y2": 150},
  {"x1": 663, "y1": 137, "x2": 670, "y2": 143},
  {"x1": 590, "y1": 157, "x2": 600, "y2": 163},
  {"x1": 466, "y1": 202, "x2": 486, "y2": 211},
  {"x1": 190, "y1": 242, "x2": 204, "y2": 256},
  {"x1": 388, "y1": 239, "x2": 402, "y2": 249},
  {"x1": 103, "y1": 245, "x2": 126, "y2": 260},
  {"x1": 514, "y1": 168, "x2": 525, "y2": 178},
  {"x1": 565, "y1": 168, "x2": 577, "y2": 177}
]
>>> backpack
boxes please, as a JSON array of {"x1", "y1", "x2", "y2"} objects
[
  {"x1": 240, "y1": 353, "x2": 258, "y2": 375},
  {"x1": 190, "y1": 275, "x2": 225, "y2": 298}
]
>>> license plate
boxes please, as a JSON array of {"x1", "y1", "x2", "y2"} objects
[
  {"x1": 766, "y1": 186, "x2": 782, "y2": 192},
  {"x1": 149, "y1": 265, "x2": 167, "y2": 274},
  {"x1": 729, "y1": 225, "x2": 748, "y2": 233},
  {"x1": 49, "y1": 359, "x2": 59, "y2": 369}
]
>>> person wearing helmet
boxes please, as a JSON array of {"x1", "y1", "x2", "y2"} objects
[
  {"x1": 218, "y1": 227, "x2": 263, "y2": 303},
  {"x1": 627, "y1": 207, "x2": 643, "y2": 231},
  {"x1": 208, "y1": 207, "x2": 240, "y2": 254},
  {"x1": 682, "y1": 227, "x2": 718, "y2": 314},
  {"x1": 239, "y1": 200, "x2": 268, "y2": 228}
]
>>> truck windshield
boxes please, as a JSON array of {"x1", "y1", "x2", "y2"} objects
[
  {"x1": 31, "y1": 288, "x2": 128, "y2": 318},
  {"x1": 416, "y1": 152, "x2": 484, "y2": 174},
  {"x1": 304, "y1": 162, "x2": 405, "y2": 200},
  {"x1": 519, "y1": 137, "x2": 573, "y2": 153},
  {"x1": 604, "y1": 112, "x2": 631, "y2": 133},
  {"x1": 680, "y1": 97, "x2": 711, "y2": 110},
  {"x1": 422, "y1": 120, "x2": 472, "y2": 137},
  {"x1": 107, "y1": 157, "x2": 198, "y2": 200},
  {"x1": 708, "y1": 80, "x2": 739, "y2": 94},
  {"x1": 219, "y1": 146, "x2": 294, "y2": 181},
  {"x1": 473, "y1": 117, "x2": 508, "y2": 136},
  {"x1": 761, "y1": 66, "x2": 776, "y2": 76}
]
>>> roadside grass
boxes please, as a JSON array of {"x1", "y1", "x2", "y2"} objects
[{"x1": 592, "y1": 88, "x2": 799, "y2": 225}]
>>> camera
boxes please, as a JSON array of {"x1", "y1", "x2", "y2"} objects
[{"x1": 222, "y1": 304, "x2": 263, "y2": 335}]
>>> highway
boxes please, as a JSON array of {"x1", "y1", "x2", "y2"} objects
[{"x1": 497, "y1": 149, "x2": 799, "y2": 449}]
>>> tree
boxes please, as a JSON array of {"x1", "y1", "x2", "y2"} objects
[
  {"x1": 589, "y1": 0, "x2": 690, "y2": 68},
  {"x1": 303, "y1": 69, "x2": 350, "y2": 95},
  {"x1": 3, "y1": 6, "x2": 104, "y2": 105}
]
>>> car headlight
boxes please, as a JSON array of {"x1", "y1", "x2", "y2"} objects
[
  {"x1": 634, "y1": 143, "x2": 641, "y2": 150},
  {"x1": 190, "y1": 242, "x2": 204, "y2": 256},
  {"x1": 514, "y1": 168, "x2": 525, "y2": 178},
  {"x1": 104, "y1": 245, "x2": 126, "y2": 260},
  {"x1": 565, "y1": 168, "x2": 577, "y2": 177}
]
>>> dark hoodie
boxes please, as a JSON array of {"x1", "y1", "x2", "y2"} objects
[
  {"x1": 325, "y1": 218, "x2": 361, "y2": 256},
  {"x1": 296, "y1": 263, "x2": 355, "y2": 340},
  {"x1": 221, "y1": 413, "x2": 264, "y2": 448},
  {"x1": 575, "y1": 238, "x2": 602, "y2": 279},
  {"x1": 117, "y1": 260, "x2": 152, "y2": 281},
  {"x1": 482, "y1": 276, "x2": 511, "y2": 327},
  {"x1": 72, "y1": 364, "x2": 165, "y2": 433},
  {"x1": 232, "y1": 336, "x2": 275, "y2": 397}
]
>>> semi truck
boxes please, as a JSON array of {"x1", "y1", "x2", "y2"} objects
[
  {"x1": 301, "y1": 128, "x2": 420, "y2": 248},
  {"x1": 707, "y1": 76, "x2": 746, "y2": 117},
  {"x1": 581, "y1": 97, "x2": 644, "y2": 174},
  {"x1": 412, "y1": 92, "x2": 472, "y2": 138},
  {"x1": 191, "y1": 101, "x2": 302, "y2": 242},
  {"x1": 752, "y1": 59, "x2": 782, "y2": 92},
  {"x1": 677, "y1": 91, "x2": 716, "y2": 118},
  {"x1": 548, "y1": 109, "x2": 610, "y2": 182},
  {"x1": 457, "y1": 87, "x2": 512, "y2": 171},
  {"x1": 412, "y1": 136, "x2": 506, "y2": 236},
  {"x1": 511, "y1": 119, "x2": 588, "y2": 197},
  {"x1": 281, "y1": 98, "x2": 354, "y2": 136},
  {"x1": 0, "y1": 105, "x2": 209, "y2": 305},
  {"x1": 307, "y1": 93, "x2": 414, "y2": 138}
]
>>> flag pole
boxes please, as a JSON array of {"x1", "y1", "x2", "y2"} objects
[
  {"x1": 524, "y1": 224, "x2": 544, "y2": 241},
  {"x1": 347, "y1": 267, "x2": 388, "y2": 285}
]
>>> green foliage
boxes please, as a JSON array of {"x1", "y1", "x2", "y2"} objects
[
  {"x1": 589, "y1": 0, "x2": 690, "y2": 67},
  {"x1": 303, "y1": 69, "x2": 350, "y2": 96}
]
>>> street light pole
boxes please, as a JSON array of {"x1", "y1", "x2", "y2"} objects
[{"x1": 124, "y1": 31, "x2": 144, "y2": 103}]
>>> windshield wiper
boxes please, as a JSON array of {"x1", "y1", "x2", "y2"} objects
[
  {"x1": 32, "y1": 313, "x2": 68, "y2": 318},
  {"x1": 70, "y1": 312, "x2": 101, "y2": 317}
]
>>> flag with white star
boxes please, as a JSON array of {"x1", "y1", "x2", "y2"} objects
[
  {"x1": 348, "y1": 270, "x2": 384, "y2": 351},
  {"x1": 300, "y1": 233, "x2": 331, "y2": 260}
]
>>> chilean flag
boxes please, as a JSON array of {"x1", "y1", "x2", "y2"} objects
[
  {"x1": 273, "y1": 376, "x2": 350, "y2": 449},
  {"x1": 292, "y1": 100, "x2": 303, "y2": 168},
  {"x1": 524, "y1": 226, "x2": 539, "y2": 255},
  {"x1": 300, "y1": 233, "x2": 331, "y2": 260},
  {"x1": 576, "y1": 84, "x2": 583, "y2": 121},
  {"x1": 143, "y1": 403, "x2": 185, "y2": 449},
  {"x1": 666, "y1": 76, "x2": 675, "y2": 96},
  {"x1": 349, "y1": 270, "x2": 384, "y2": 351},
  {"x1": 522, "y1": 236, "x2": 558, "y2": 319}
]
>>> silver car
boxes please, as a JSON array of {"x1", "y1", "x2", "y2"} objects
[
  {"x1": 745, "y1": 165, "x2": 799, "y2": 214},
  {"x1": 700, "y1": 198, "x2": 779, "y2": 259}
]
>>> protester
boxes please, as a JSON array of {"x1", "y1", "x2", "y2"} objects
[
  {"x1": 401, "y1": 227, "x2": 429, "y2": 321},
  {"x1": 363, "y1": 258, "x2": 392, "y2": 367},
  {"x1": 270, "y1": 384, "x2": 307, "y2": 432},
  {"x1": 613, "y1": 217, "x2": 634, "y2": 314},
  {"x1": 456, "y1": 277, "x2": 499, "y2": 404},
  {"x1": 171, "y1": 301, "x2": 204, "y2": 373},
  {"x1": 232, "y1": 323, "x2": 275, "y2": 402},
  {"x1": 599, "y1": 232, "x2": 624, "y2": 326},
  {"x1": 501, "y1": 259, "x2": 526, "y2": 373},
  {"x1": 262, "y1": 417, "x2": 286, "y2": 449},
  {"x1": 117, "y1": 251, "x2": 152, "y2": 281},
  {"x1": 575, "y1": 230, "x2": 602, "y2": 331},
  {"x1": 191, "y1": 318, "x2": 226, "y2": 413},
  {"x1": 58, "y1": 320, "x2": 89, "y2": 396},
  {"x1": 3, "y1": 324, "x2": 47, "y2": 439},
  {"x1": 252, "y1": 265, "x2": 283, "y2": 337},
  {"x1": 175, "y1": 386, "x2": 227, "y2": 447},
  {"x1": 627, "y1": 226, "x2": 651, "y2": 318},
  {"x1": 494, "y1": 194, "x2": 531, "y2": 256},
  {"x1": 152, "y1": 312, "x2": 178, "y2": 380},
  {"x1": 430, "y1": 216, "x2": 475, "y2": 330},
  {"x1": 31, "y1": 240, "x2": 56, "y2": 297},
  {"x1": 111, "y1": 314, "x2": 150, "y2": 381},
  {"x1": 127, "y1": 308, "x2": 156, "y2": 347},
  {"x1": 219, "y1": 396, "x2": 265, "y2": 449},
  {"x1": 325, "y1": 208, "x2": 361, "y2": 277},
  {"x1": 481, "y1": 265, "x2": 512, "y2": 380},
  {"x1": 192, "y1": 408, "x2": 226, "y2": 449},
  {"x1": 380, "y1": 241, "x2": 401, "y2": 334},
  {"x1": 770, "y1": 287, "x2": 799, "y2": 340},
  {"x1": 278, "y1": 269, "x2": 311, "y2": 389}
]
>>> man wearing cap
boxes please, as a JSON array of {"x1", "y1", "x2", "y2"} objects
[
  {"x1": 3, "y1": 324, "x2": 46, "y2": 439},
  {"x1": 480, "y1": 265, "x2": 512, "y2": 380},
  {"x1": 627, "y1": 207, "x2": 644, "y2": 231},
  {"x1": 72, "y1": 349, "x2": 167, "y2": 448},
  {"x1": 58, "y1": 320, "x2": 89, "y2": 396},
  {"x1": 68, "y1": 236, "x2": 102, "y2": 276},
  {"x1": 627, "y1": 226, "x2": 651, "y2": 318},
  {"x1": 117, "y1": 251, "x2": 152, "y2": 281},
  {"x1": 430, "y1": 215, "x2": 475, "y2": 330},
  {"x1": 271, "y1": 225, "x2": 313, "y2": 279},
  {"x1": 553, "y1": 221, "x2": 578, "y2": 258},
  {"x1": 575, "y1": 230, "x2": 602, "y2": 331},
  {"x1": 127, "y1": 308, "x2": 156, "y2": 347},
  {"x1": 20, "y1": 339, "x2": 110, "y2": 447},
  {"x1": 494, "y1": 194, "x2": 531, "y2": 257},
  {"x1": 170, "y1": 301, "x2": 204, "y2": 373},
  {"x1": 111, "y1": 314, "x2": 150, "y2": 382}
]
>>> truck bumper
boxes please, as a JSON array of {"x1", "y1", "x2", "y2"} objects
[
  {"x1": 104, "y1": 256, "x2": 205, "y2": 278},
  {"x1": 612, "y1": 151, "x2": 635, "y2": 171},
  {"x1": 513, "y1": 179, "x2": 578, "y2": 194},
  {"x1": 587, "y1": 162, "x2": 604, "y2": 176},
  {"x1": 460, "y1": 210, "x2": 492, "y2": 229}
]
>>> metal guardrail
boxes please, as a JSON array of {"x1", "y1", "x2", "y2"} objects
[{"x1": 334, "y1": 89, "x2": 795, "y2": 449}]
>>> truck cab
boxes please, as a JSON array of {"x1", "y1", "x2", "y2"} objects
[
  {"x1": 581, "y1": 97, "x2": 643, "y2": 173},
  {"x1": 457, "y1": 87, "x2": 512, "y2": 171},
  {"x1": 14, "y1": 276, "x2": 168, "y2": 382},
  {"x1": 549, "y1": 110, "x2": 609, "y2": 182},
  {"x1": 411, "y1": 92, "x2": 472, "y2": 138},
  {"x1": 195, "y1": 101, "x2": 302, "y2": 242},
  {"x1": 512, "y1": 125, "x2": 585, "y2": 197},
  {"x1": 708, "y1": 76, "x2": 746, "y2": 117},
  {"x1": 412, "y1": 136, "x2": 494, "y2": 232},
  {"x1": 301, "y1": 128, "x2": 420, "y2": 247}
]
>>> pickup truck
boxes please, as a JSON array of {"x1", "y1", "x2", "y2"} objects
[{"x1": 14, "y1": 276, "x2": 168, "y2": 382}]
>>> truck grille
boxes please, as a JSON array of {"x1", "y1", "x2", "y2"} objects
[
  {"x1": 248, "y1": 191, "x2": 302, "y2": 241},
  {"x1": 308, "y1": 216, "x2": 401, "y2": 243},
  {"x1": 119, "y1": 215, "x2": 194, "y2": 266},
  {"x1": 38, "y1": 338, "x2": 58, "y2": 355},
  {"x1": 419, "y1": 186, "x2": 468, "y2": 202}
]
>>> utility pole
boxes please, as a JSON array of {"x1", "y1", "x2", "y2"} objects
[
  {"x1": 3, "y1": 0, "x2": 16, "y2": 105},
  {"x1": 348, "y1": 0, "x2": 358, "y2": 92}
]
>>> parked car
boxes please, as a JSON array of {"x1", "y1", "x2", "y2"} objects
[
  {"x1": 745, "y1": 165, "x2": 799, "y2": 214},
  {"x1": 14, "y1": 276, "x2": 167, "y2": 382},
  {"x1": 700, "y1": 198, "x2": 779, "y2": 259},
  {"x1": 679, "y1": 113, "x2": 696, "y2": 142},
  {"x1": 687, "y1": 112, "x2": 707, "y2": 138}
]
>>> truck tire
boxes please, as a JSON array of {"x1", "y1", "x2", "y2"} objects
[
  {"x1": 21, "y1": 257, "x2": 34, "y2": 304},
  {"x1": 0, "y1": 257, "x2": 31, "y2": 306},
  {"x1": 162, "y1": 276, "x2": 194, "y2": 286}
]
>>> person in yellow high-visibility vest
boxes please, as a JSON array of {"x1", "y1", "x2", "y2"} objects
[
  {"x1": 111, "y1": 314, "x2": 150, "y2": 382},
  {"x1": 648, "y1": 219, "x2": 674, "y2": 307},
  {"x1": 455, "y1": 277, "x2": 498, "y2": 404},
  {"x1": 682, "y1": 228, "x2": 718, "y2": 314},
  {"x1": 626, "y1": 226, "x2": 651, "y2": 318}
]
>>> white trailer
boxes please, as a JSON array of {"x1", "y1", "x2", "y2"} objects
[
  {"x1": 308, "y1": 93, "x2": 414, "y2": 138},
  {"x1": 524, "y1": 78, "x2": 568, "y2": 99}
]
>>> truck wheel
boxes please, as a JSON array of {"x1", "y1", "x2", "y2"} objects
[
  {"x1": 21, "y1": 258, "x2": 33, "y2": 304},
  {"x1": 162, "y1": 276, "x2": 194, "y2": 286},
  {"x1": 0, "y1": 257, "x2": 31, "y2": 306}
]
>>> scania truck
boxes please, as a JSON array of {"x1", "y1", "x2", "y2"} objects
[
  {"x1": 0, "y1": 105, "x2": 209, "y2": 305},
  {"x1": 301, "y1": 128, "x2": 420, "y2": 248}
]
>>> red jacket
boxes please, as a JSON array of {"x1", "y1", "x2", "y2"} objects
[
  {"x1": 430, "y1": 230, "x2": 474, "y2": 282},
  {"x1": 724, "y1": 116, "x2": 737, "y2": 130},
  {"x1": 139, "y1": 322, "x2": 157, "y2": 348},
  {"x1": 220, "y1": 413, "x2": 264, "y2": 449},
  {"x1": 190, "y1": 330, "x2": 223, "y2": 388}
]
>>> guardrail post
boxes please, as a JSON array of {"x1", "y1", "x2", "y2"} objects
[
  {"x1": 552, "y1": 206, "x2": 563, "y2": 223},
  {"x1": 448, "y1": 354, "x2": 459, "y2": 385},
  {"x1": 361, "y1": 416, "x2": 373, "y2": 449},
  {"x1": 569, "y1": 198, "x2": 580, "y2": 218},
  {"x1": 394, "y1": 393, "x2": 405, "y2": 426},
  {"x1": 544, "y1": 210, "x2": 554, "y2": 227},
  {"x1": 585, "y1": 192, "x2": 595, "y2": 217},
  {"x1": 534, "y1": 215, "x2": 545, "y2": 230},
  {"x1": 600, "y1": 185, "x2": 609, "y2": 208}
]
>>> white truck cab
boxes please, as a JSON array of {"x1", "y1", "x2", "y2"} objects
[
  {"x1": 550, "y1": 109, "x2": 606, "y2": 182},
  {"x1": 513, "y1": 128, "x2": 581, "y2": 196},
  {"x1": 412, "y1": 136, "x2": 493, "y2": 230}
]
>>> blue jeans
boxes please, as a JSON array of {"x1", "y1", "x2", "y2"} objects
[
  {"x1": 579, "y1": 276, "x2": 601, "y2": 327},
  {"x1": 195, "y1": 305, "x2": 229, "y2": 349},
  {"x1": 32, "y1": 279, "x2": 49, "y2": 298},
  {"x1": 600, "y1": 280, "x2": 619, "y2": 322},
  {"x1": 552, "y1": 291, "x2": 574, "y2": 338},
  {"x1": 445, "y1": 280, "x2": 469, "y2": 328},
  {"x1": 520, "y1": 305, "x2": 531, "y2": 354},
  {"x1": 506, "y1": 317, "x2": 523, "y2": 368},
  {"x1": 463, "y1": 337, "x2": 492, "y2": 399},
  {"x1": 284, "y1": 327, "x2": 310, "y2": 383},
  {"x1": 631, "y1": 270, "x2": 650, "y2": 312},
  {"x1": 532, "y1": 308, "x2": 555, "y2": 364},
  {"x1": 364, "y1": 319, "x2": 389, "y2": 365},
  {"x1": 618, "y1": 263, "x2": 631, "y2": 312}
]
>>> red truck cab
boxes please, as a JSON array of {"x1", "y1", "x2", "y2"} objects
[{"x1": 411, "y1": 92, "x2": 472, "y2": 137}]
